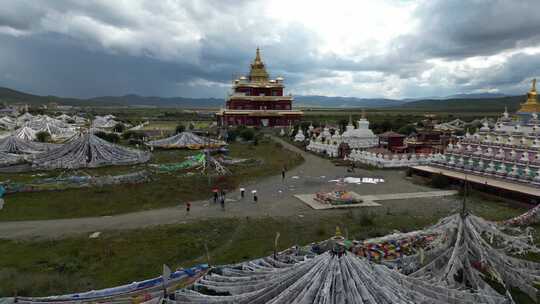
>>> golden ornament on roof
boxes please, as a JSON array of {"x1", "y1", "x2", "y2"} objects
[
  {"x1": 249, "y1": 48, "x2": 269, "y2": 82},
  {"x1": 518, "y1": 78, "x2": 540, "y2": 113}
]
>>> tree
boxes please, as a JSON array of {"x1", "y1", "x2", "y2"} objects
[
  {"x1": 338, "y1": 119, "x2": 348, "y2": 133},
  {"x1": 300, "y1": 121, "x2": 311, "y2": 132},
  {"x1": 188, "y1": 122, "x2": 195, "y2": 130},
  {"x1": 226, "y1": 129, "x2": 238, "y2": 142},
  {"x1": 398, "y1": 124, "x2": 417, "y2": 135},
  {"x1": 175, "y1": 124, "x2": 185, "y2": 134},
  {"x1": 380, "y1": 120, "x2": 393, "y2": 132},
  {"x1": 113, "y1": 123, "x2": 125, "y2": 133},
  {"x1": 36, "y1": 131, "x2": 51, "y2": 143}
]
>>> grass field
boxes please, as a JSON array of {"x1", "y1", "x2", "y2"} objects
[
  {"x1": 0, "y1": 139, "x2": 303, "y2": 221},
  {"x1": 0, "y1": 196, "x2": 528, "y2": 297}
]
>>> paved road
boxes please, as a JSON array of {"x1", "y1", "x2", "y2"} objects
[{"x1": 0, "y1": 136, "x2": 457, "y2": 240}]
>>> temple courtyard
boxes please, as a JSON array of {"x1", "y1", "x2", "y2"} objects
[{"x1": 1, "y1": 137, "x2": 474, "y2": 239}]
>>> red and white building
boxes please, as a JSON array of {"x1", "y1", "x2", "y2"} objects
[{"x1": 217, "y1": 48, "x2": 303, "y2": 127}]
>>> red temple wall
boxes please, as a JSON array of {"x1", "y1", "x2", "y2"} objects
[
  {"x1": 220, "y1": 114, "x2": 301, "y2": 127},
  {"x1": 234, "y1": 87, "x2": 283, "y2": 96},
  {"x1": 227, "y1": 99, "x2": 291, "y2": 110}
]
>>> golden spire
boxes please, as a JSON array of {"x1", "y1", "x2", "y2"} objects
[
  {"x1": 518, "y1": 78, "x2": 540, "y2": 113},
  {"x1": 255, "y1": 47, "x2": 262, "y2": 63},
  {"x1": 249, "y1": 47, "x2": 269, "y2": 82},
  {"x1": 335, "y1": 226, "x2": 342, "y2": 237}
]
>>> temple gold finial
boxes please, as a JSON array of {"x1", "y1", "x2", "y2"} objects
[
  {"x1": 518, "y1": 78, "x2": 540, "y2": 113},
  {"x1": 255, "y1": 47, "x2": 261, "y2": 63},
  {"x1": 335, "y1": 226, "x2": 342, "y2": 237},
  {"x1": 249, "y1": 47, "x2": 269, "y2": 82}
]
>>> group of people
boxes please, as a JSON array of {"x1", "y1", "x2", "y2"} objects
[
  {"x1": 213, "y1": 189, "x2": 227, "y2": 210},
  {"x1": 182, "y1": 164, "x2": 289, "y2": 214}
]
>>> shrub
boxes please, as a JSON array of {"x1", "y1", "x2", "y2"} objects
[
  {"x1": 430, "y1": 173, "x2": 450, "y2": 189},
  {"x1": 95, "y1": 131, "x2": 120, "y2": 143},
  {"x1": 36, "y1": 131, "x2": 51, "y2": 142},
  {"x1": 226, "y1": 130, "x2": 238, "y2": 142},
  {"x1": 239, "y1": 128, "x2": 255, "y2": 141},
  {"x1": 175, "y1": 124, "x2": 185, "y2": 134}
]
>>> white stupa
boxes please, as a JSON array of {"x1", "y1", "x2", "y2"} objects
[
  {"x1": 341, "y1": 112, "x2": 378, "y2": 149},
  {"x1": 294, "y1": 129, "x2": 305, "y2": 142}
]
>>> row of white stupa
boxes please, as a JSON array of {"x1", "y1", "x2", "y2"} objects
[
  {"x1": 432, "y1": 109, "x2": 540, "y2": 184},
  {"x1": 302, "y1": 116, "x2": 379, "y2": 156},
  {"x1": 346, "y1": 150, "x2": 444, "y2": 168},
  {"x1": 458, "y1": 110, "x2": 540, "y2": 147},
  {"x1": 434, "y1": 154, "x2": 540, "y2": 183}
]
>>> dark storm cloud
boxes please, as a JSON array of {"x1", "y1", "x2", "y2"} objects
[
  {"x1": 0, "y1": 33, "x2": 226, "y2": 98},
  {"x1": 0, "y1": 0, "x2": 540, "y2": 98},
  {"x1": 466, "y1": 52, "x2": 540, "y2": 92},
  {"x1": 409, "y1": 0, "x2": 540, "y2": 59}
]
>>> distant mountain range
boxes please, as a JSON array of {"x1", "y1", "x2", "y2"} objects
[
  {"x1": 0, "y1": 87, "x2": 524, "y2": 112},
  {"x1": 400, "y1": 95, "x2": 524, "y2": 112}
]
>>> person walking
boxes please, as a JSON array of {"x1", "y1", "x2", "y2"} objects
[
  {"x1": 240, "y1": 188, "x2": 245, "y2": 199},
  {"x1": 253, "y1": 190, "x2": 258, "y2": 203},
  {"x1": 213, "y1": 189, "x2": 219, "y2": 204},
  {"x1": 220, "y1": 195, "x2": 225, "y2": 210},
  {"x1": 185, "y1": 202, "x2": 191, "y2": 214},
  {"x1": 281, "y1": 166, "x2": 286, "y2": 182}
]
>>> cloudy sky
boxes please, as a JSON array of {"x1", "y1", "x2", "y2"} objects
[{"x1": 1, "y1": 0, "x2": 540, "y2": 99}]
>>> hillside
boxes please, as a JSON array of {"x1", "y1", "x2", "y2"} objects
[
  {"x1": 294, "y1": 95, "x2": 406, "y2": 108},
  {"x1": 0, "y1": 87, "x2": 406, "y2": 108},
  {"x1": 88, "y1": 95, "x2": 223, "y2": 108},
  {"x1": 0, "y1": 87, "x2": 223, "y2": 108},
  {"x1": 399, "y1": 95, "x2": 524, "y2": 112},
  {"x1": 0, "y1": 86, "x2": 525, "y2": 111},
  {"x1": 0, "y1": 87, "x2": 74, "y2": 105}
]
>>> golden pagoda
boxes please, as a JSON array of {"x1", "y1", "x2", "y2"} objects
[
  {"x1": 518, "y1": 78, "x2": 540, "y2": 113},
  {"x1": 248, "y1": 48, "x2": 269, "y2": 82}
]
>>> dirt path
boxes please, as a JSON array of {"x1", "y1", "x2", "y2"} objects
[{"x1": 0, "y1": 136, "x2": 453, "y2": 240}]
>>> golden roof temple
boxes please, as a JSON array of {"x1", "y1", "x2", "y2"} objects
[
  {"x1": 518, "y1": 78, "x2": 540, "y2": 113},
  {"x1": 217, "y1": 48, "x2": 303, "y2": 127}
]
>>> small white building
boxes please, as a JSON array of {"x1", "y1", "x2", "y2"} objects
[{"x1": 294, "y1": 129, "x2": 305, "y2": 142}]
